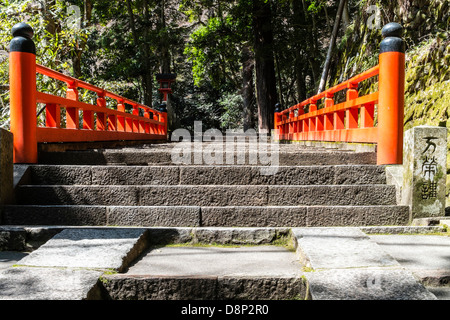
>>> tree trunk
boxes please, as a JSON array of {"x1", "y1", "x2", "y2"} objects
[
  {"x1": 295, "y1": 55, "x2": 307, "y2": 103},
  {"x1": 342, "y1": 0, "x2": 350, "y2": 29},
  {"x1": 158, "y1": 0, "x2": 176, "y2": 131},
  {"x1": 292, "y1": 0, "x2": 307, "y2": 102},
  {"x1": 275, "y1": 52, "x2": 284, "y2": 108},
  {"x1": 241, "y1": 45, "x2": 255, "y2": 131},
  {"x1": 300, "y1": 0, "x2": 320, "y2": 87},
  {"x1": 126, "y1": 0, "x2": 152, "y2": 106},
  {"x1": 317, "y1": 0, "x2": 346, "y2": 94},
  {"x1": 72, "y1": 0, "x2": 93, "y2": 79},
  {"x1": 252, "y1": 0, "x2": 277, "y2": 134}
]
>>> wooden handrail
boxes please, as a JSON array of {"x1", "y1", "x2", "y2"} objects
[
  {"x1": 9, "y1": 22, "x2": 168, "y2": 164},
  {"x1": 36, "y1": 64, "x2": 160, "y2": 115}
]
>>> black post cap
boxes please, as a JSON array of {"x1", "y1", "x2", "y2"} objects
[
  {"x1": 159, "y1": 103, "x2": 168, "y2": 113},
  {"x1": 381, "y1": 22, "x2": 403, "y2": 38},
  {"x1": 274, "y1": 103, "x2": 282, "y2": 113},
  {"x1": 12, "y1": 23, "x2": 34, "y2": 38},
  {"x1": 380, "y1": 22, "x2": 405, "y2": 54},
  {"x1": 10, "y1": 23, "x2": 36, "y2": 54}
]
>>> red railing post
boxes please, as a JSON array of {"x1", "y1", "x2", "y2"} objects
[
  {"x1": 309, "y1": 100, "x2": 317, "y2": 133},
  {"x1": 117, "y1": 100, "x2": 126, "y2": 132},
  {"x1": 45, "y1": 104, "x2": 60, "y2": 128},
  {"x1": 9, "y1": 23, "x2": 38, "y2": 163},
  {"x1": 346, "y1": 83, "x2": 359, "y2": 129},
  {"x1": 66, "y1": 81, "x2": 79, "y2": 129},
  {"x1": 377, "y1": 23, "x2": 405, "y2": 165},
  {"x1": 96, "y1": 92, "x2": 107, "y2": 131},
  {"x1": 324, "y1": 93, "x2": 334, "y2": 131}
]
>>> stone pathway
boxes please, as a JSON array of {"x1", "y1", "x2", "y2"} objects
[{"x1": 0, "y1": 226, "x2": 448, "y2": 300}]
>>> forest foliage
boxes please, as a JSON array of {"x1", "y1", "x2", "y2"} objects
[{"x1": 0, "y1": 0, "x2": 448, "y2": 135}]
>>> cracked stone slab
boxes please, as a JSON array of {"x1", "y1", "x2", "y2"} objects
[
  {"x1": 0, "y1": 267, "x2": 103, "y2": 300},
  {"x1": 304, "y1": 268, "x2": 437, "y2": 300},
  {"x1": 292, "y1": 227, "x2": 399, "y2": 269},
  {"x1": 17, "y1": 228, "x2": 149, "y2": 272}
]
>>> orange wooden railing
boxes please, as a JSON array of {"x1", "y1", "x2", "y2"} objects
[
  {"x1": 9, "y1": 23, "x2": 167, "y2": 164},
  {"x1": 274, "y1": 23, "x2": 405, "y2": 165}
]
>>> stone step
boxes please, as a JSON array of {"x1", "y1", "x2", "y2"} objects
[
  {"x1": 291, "y1": 227, "x2": 437, "y2": 300},
  {"x1": 0, "y1": 228, "x2": 149, "y2": 300},
  {"x1": 38, "y1": 149, "x2": 376, "y2": 166},
  {"x1": 15, "y1": 184, "x2": 398, "y2": 206},
  {"x1": 1, "y1": 205, "x2": 410, "y2": 227},
  {"x1": 0, "y1": 227, "x2": 441, "y2": 300},
  {"x1": 25, "y1": 164, "x2": 387, "y2": 186},
  {"x1": 102, "y1": 245, "x2": 305, "y2": 300}
]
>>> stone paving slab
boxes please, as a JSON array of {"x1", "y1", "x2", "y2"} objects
[
  {"x1": 291, "y1": 227, "x2": 438, "y2": 300},
  {"x1": 1, "y1": 226, "x2": 448, "y2": 300},
  {"x1": 0, "y1": 228, "x2": 150, "y2": 300},
  {"x1": 292, "y1": 227, "x2": 399, "y2": 269},
  {"x1": 369, "y1": 234, "x2": 450, "y2": 287},
  {"x1": 304, "y1": 268, "x2": 436, "y2": 300},
  {"x1": 17, "y1": 228, "x2": 149, "y2": 272},
  {"x1": 126, "y1": 245, "x2": 302, "y2": 277},
  {"x1": 369, "y1": 235, "x2": 450, "y2": 271},
  {"x1": 0, "y1": 267, "x2": 103, "y2": 300}
]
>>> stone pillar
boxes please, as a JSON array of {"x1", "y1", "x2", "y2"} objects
[
  {"x1": 0, "y1": 128, "x2": 14, "y2": 207},
  {"x1": 402, "y1": 126, "x2": 447, "y2": 221}
]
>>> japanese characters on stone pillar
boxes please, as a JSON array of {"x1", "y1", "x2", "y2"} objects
[{"x1": 402, "y1": 126, "x2": 447, "y2": 221}]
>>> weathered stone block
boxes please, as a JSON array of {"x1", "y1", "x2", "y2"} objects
[
  {"x1": 217, "y1": 276, "x2": 306, "y2": 300},
  {"x1": 18, "y1": 185, "x2": 140, "y2": 205},
  {"x1": 139, "y1": 186, "x2": 268, "y2": 206},
  {"x1": 91, "y1": 166, "x2": 180, "y2": 185},
  {"x1": 201, "y1": 206, "x2": 307, "y2": 227},
  {"x1": 107, "y1": 206, "x2": 200, "y2": 227},
  {"x1": 2, "y1": 205, "x2": 108, "y2": 226},
  {"x1": 402, "y1": 126, "x2": 447, "y2": 219},
  {"x1": 268, "y1": 185, "x2": 397, "y2": 206},
  {"x1": 29, "y1": 165, "x2": 91, "y2": 185},
  {"x1": 192, "y1": 227, "x2": 283, "y2": 244},
  {"x1": 100, "y1": 275, "x2": 219, "y2": 300},
  {"x1": 306, "y1": 205, "x2": 409, "y2": 227}
]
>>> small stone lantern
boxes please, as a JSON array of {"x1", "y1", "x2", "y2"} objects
[{"x1": 156, "y1": 73, "x2": 176, "y2": 102}]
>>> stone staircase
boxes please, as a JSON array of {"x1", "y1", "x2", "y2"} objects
[
  {"x1": 2, "y1": 141, "x2": 409, "y2": 227},
  {"x1": 2, "y1": 140, "x2": 443, "y2": 301}
]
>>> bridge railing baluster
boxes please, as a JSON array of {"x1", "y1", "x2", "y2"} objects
[
  {"x1": 274, "y1": 22, "x2": 405, "y2": 165},
  {"x1": 8, "y1": 23, "x2": 168, "y2": 164}
]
